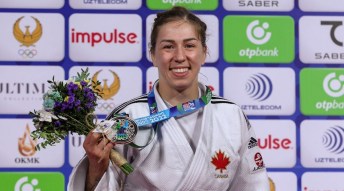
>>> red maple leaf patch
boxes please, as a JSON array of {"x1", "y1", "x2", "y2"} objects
[{"x1": 211, "y1": 150, "x2": 230, "y2": 173}]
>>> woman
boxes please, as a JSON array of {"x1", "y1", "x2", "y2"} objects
[{"x1": 68, "y1": 6, "x2": 269, "y2": 191}]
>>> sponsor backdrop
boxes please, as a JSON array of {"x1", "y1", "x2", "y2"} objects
[{"x1": 0, "y1": 0, "x2": 344, "y2": 190}]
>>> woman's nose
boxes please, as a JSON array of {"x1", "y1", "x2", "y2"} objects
[{"x1": 174, "y1": 47, "x2": 186, "y2": 62}]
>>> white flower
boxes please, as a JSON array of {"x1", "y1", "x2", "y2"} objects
[
  {"x1": 37, "y1": 109, "x2": 58, "y2": 122},
  {"x1": 57, "y1": 115, "x2": 67, "y2": 120}
]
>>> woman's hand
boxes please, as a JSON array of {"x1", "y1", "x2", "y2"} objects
[{"x1": 83, "y1": 131, "x2": 114, "y2": 191}]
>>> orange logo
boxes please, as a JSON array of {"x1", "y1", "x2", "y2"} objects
[
  {"x1": 13, "y1": 16, "x2": 43, "y2": 47},
  {"x1": 211, "y1": 150, "x2": 230, "y2": 173},
  {"x1": 92, "y1": 69, "x2": 120, "y2": 100},
  {"x1": 18, "y1": 124, "x2": 37, "y2": 156}
]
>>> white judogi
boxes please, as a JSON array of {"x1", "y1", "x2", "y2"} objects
[{"x1": 68, "y1": 82, "x2": 269, "y2": 191}]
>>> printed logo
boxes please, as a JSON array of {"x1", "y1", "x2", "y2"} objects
[
  {"x1": 224, "y1": 67, "x2": 295, "y2": 116},
  {"x1": 248, "y1": 137, "x2": 258, "y2": 149},
  {"x1": 323, "y1": 126, "x2": 344, "y2": 154},
  {"x1": 301, "y1": 120, "x2": 344, "y2": 168},
  {"x1": 13, "y1": 16, "x2": 42, "y2": 59},
  {"x1": 18, "y1": 124, "x2": 37, "y2": 157},
  {"x1": 16, "y1": 124, "x2": 40, "y2": 165},
  {"x1": 321, "y1": 21, "x2": 343, "y2": 47},
  {"x1": 92, "y1": 70, "x2": 120, "y2": 100},
  {"x1": 15, "y1": 176, "x2": 40, "y2": 191},
  {"x1": 70, "y1": 27, "x2": 138, "y2": 47},
  {"x1": 246, "y1": 20, "x2": 271, "y2": 45},
  {"x1": 182, "y1": 101, "x2": 196, "y2": 111},
  {"x1": 0, "y1": 118, "x2": 64, "y2": 168},
  {"x1": 323, "y1": 72, "x2": 344, "y2": 97},
  {"x1": 13, "y1": 16, "x2": 42, "y2": 47},
  {"x1": 300, "y1": 68, "x2": 344, "y2": 115},
  {"x1": 211, "y1": 150, "x2": 230, "y2": 174},
  {"x1": 70, "y1": 0, "x2": 141, "y2": 9},
  {"x1": 299, "y1": 0, "x2": 344, "y2": 12},
  {"x1": 82, "y1": 0, "x2": 129, "y2": 5},
  {"x1": 299, "y1": 16, "x2": 344, "y2": 64},
  {"x1": 0, "y1": 172, "x2": 64, "y2": 191},
  {"x1": 0, "y1": 13, "x2": 64, "y2": 61},
  {"x1": 69, "y1": 14, "x2": 142, "y2": 62},
  {"x1": 71, "y1": 134, "x2": 84, "y2": 147},
  {"x1": 258, "y1": 135, "x2": 292, "y2": 150},
  {"x1": 223, "y1": 16, "x2": 294, "y2": 63},
  {"x1": 223, "y1": 0, "x2": 294, "y2": 11},
  {"x1": 92, "y1": 69, "x2": 122, "y2": 113},
  {"x1": 146, "y1": 0, "x2": 218, "y2": 10},
  {"x1": 0, "y1": 66, "x2": 64, "y2": 114},
  {"x1": 246, "y1": 73, "x2": 273, "y2": 101},
  {"x1": 252, "y1": 120, "x2": 296, "y2": 168}
]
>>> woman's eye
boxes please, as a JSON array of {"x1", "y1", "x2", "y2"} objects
[
  {"x1": 185, "y1": 44, "x2": 195, "y2": 48},
  {"x1": 163, "y1": 45, "x2": 173, "y2": 49}
]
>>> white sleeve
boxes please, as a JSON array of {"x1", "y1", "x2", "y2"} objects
[
  {"x1": 67, "y1": 156, "x2": 122, "y2": 191},
  {"x1": 228, "y1": 111, "x2": 269, "y2": 191}
]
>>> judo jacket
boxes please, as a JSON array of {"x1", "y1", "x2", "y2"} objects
[{"x1": 68, "y1": 83, "x2": 269, "y2": 191}]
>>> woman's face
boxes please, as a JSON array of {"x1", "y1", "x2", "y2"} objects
[{"x1": 151, "y1": 20, "x2": 206, "y2": 92}]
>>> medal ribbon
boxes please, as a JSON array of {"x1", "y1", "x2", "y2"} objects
[
  {"x1": 135, "y1": 86, "x2": 212, "y2": 126},
  {"x1": 128, "y1": 85, "x2": 212, "y2": 148}
]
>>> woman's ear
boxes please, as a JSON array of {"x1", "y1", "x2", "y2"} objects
[{"x1": 201, "y1": 46, "x2": 207, "y2": 65}]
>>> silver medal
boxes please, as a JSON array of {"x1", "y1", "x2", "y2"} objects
[{"x1": 94, "y1": 115, "x2": 138, "y2": 144}]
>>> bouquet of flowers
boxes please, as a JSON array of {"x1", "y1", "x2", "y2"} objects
[{"x1": 29, "y1": 68, "x2": 133, "y2": 175}]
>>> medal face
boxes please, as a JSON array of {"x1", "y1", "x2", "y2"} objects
[
  {"x1": 109, "y1": 116, "x2": 138, "y2": 144},
  {"x1": 96, "y1": 116, "x2": 138, "y2": 144}
]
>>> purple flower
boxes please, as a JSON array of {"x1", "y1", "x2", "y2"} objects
[
  {"x1": 83, "y1": 87, "x2": 91, "y2": 94},
  {"x1": 54, "y1": 101, "x2": 62, "y2": 108},
  {"x1": 80, "y1": 81, "x2": 87, "y2": 87},
  {"x1": 67, "y1": 82, "x2": 79, "y2": 94},
  {"x1": 86, "y1": 92, "x2": 95, "y2": 101},
  {"x1": 54, "y1": 121, "x2": 61, "y2": 127},
  {"x1": 68, "y1": 95, "x2": 75, "y2": 104},
  {"x1": 85, "y1": 102, "x2": 94, "y2": 109},
  {"x1": 61, "y1": 102, "x2": 69, "y2": 112},
  {"x1": 74, "y1": 100, "x2": 81, "y2": 107}
]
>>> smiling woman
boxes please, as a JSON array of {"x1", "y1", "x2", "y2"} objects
[
  {"x1": 150, "y1": 20, "x2": 206, "y2": 105},
  {"x1": 68, "y1": 6, "x2": 269, "y2": 191}
]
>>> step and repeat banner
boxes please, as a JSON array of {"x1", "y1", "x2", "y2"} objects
[{"x1": 1, "y1": 0, "x2": 344, "y2": 190}]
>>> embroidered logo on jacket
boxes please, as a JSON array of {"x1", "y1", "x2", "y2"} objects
[
  {"x1": 211, "y1": 150, "x2": 230, "y2": 178},
  {"x1": 253, "y1": 152, "x2": 265, "y2": 172},
  {"x1": 248, "y1": 137, "x2": 258, "y2": 149}
]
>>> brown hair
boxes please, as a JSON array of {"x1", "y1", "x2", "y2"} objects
[{"x1": 149, "y1": 6, "x2": 207, "y2": 54}]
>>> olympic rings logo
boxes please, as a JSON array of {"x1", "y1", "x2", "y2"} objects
[
  {"x1": 18, "y1": 48, "x2": 37, "y2": 58},
  {"x1": 97, "y1": 102, "x2": 116, "y2": 112}
]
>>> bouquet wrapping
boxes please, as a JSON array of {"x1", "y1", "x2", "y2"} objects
[{"x1": 29, "y1": 68, "x2": 134, "y2": 175}]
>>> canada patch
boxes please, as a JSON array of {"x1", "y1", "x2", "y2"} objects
[
  {"x1": 211, "y1": 150, "x2": 230, "y2": 178},
  {"x1": 252, "y1": 152, "x2": 265, "y2": 172}
]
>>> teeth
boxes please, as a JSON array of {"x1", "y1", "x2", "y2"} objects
[{"x1": 172, "y1": 68, "x2": 188, "y2": 73}]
